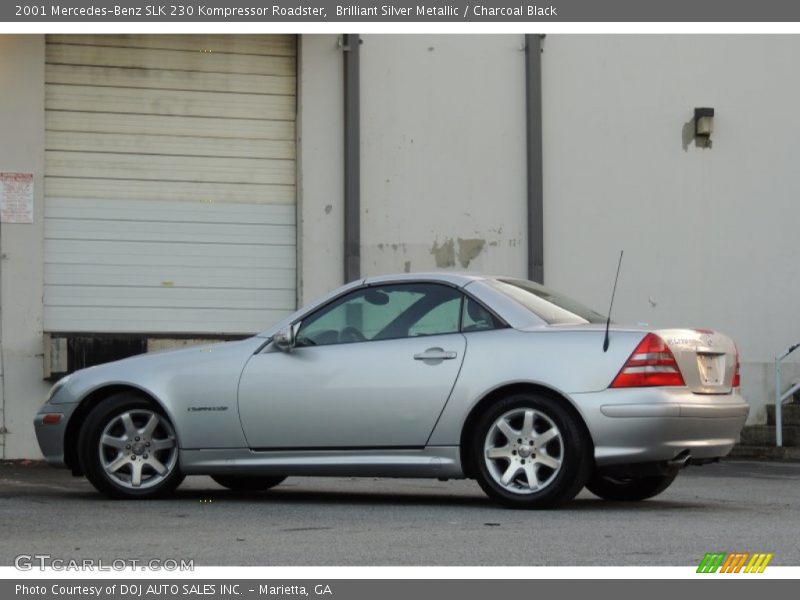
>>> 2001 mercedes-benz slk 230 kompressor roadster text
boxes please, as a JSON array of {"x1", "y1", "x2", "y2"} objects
[{"x1": 34, "y1": 273, "x2": 749, "y2": 508}]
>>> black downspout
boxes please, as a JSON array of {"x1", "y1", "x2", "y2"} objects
[
  {"x1": 343, "y1": 34, "x2": 361, "y2": 283},
  {"x1": 525, "y1": 34, "x2": 544, "y2": 284}
]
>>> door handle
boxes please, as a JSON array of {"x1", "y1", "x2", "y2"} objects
[{"x1": 414, "y1": 347, "x2": 458, "y2": 361}]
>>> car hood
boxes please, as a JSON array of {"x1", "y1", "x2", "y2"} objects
[{"x1": 49, "y1": 337, "x2": 266, "y2": 404}]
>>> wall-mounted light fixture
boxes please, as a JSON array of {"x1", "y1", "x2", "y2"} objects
[{"x1": 694, "y1": 107, "x2": 715, "y2": 145}]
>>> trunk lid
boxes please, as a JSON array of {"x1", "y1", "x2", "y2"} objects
[{"x1": 657, "y1": 328, "x2": 738, "y2": 394}]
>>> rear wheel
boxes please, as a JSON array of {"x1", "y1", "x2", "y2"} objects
[
  {"x1": 470, "y1": 393, "x2": 591, "y2": 509},
  {"x1": 78, "y1": 393, "x2": 184, "y2": 499},
  {"x1": 211, "y1": 475, "x2": 286, "y2": 491},
  {"x1": 586, "y1": 471, "x2": 678, "y2": 501}
]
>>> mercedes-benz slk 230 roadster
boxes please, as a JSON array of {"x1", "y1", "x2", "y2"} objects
[{"x1": 34, "y1": 273, "x2": 749, "y2": 508}]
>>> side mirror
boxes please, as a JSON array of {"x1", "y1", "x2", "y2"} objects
[{"x1": 273, "y1": 322, "x2": 300, "y2": 352}]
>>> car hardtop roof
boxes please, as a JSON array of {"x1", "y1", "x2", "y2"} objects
[{"x1": 362, "y1": 272, "x2": 501, "y2": 287}]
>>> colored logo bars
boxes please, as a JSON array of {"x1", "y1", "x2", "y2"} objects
[{"x1": 697, "y1": 552, "x2": 773, "y2": 573}]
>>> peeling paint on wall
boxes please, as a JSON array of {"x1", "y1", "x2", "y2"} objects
[
  {"x1": 457, "y1": 237, "x2": 486, "y2": 268},
  {"x1": 403, "y1": 260, "x2": 411, "y2": 273},
  {"x1": 375, "y1": 242, "x2": 408, "y2": 252},
  {"x1": 429, "y1": 238, "x2": 456, "y2": 268},
  {"x1": 427, "y1": 237, "x2": 488, "y2": 269}
]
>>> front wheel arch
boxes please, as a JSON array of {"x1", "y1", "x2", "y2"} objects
[
  {"x1": 64, "y1": 384, "x2": 172, "y2": 476},
  {"x1": 459, "y1": 382, "x2": 594, "y2": 479},
  {"x1": 77, "y1": 391, "x2": 184, "y2": 498}
]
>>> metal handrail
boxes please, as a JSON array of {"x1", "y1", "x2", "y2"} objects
[{"x1": 774, "y1": 343, "x2": 800, "y2": 447}]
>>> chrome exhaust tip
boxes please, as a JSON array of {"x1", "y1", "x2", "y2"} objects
[{"x1": 667, "y1": 451, "x2": 692, "y2": 471}]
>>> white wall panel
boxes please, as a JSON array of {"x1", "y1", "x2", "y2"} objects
[
  {"x1": 47, "y1": 131, "x2": 295, "y2": 160},
  {"x1": 46, "y1": 43, "x2": 295, "y2": 75},
  {"x1": 45, "y1": 64, "x2": 296, "y2": 95},
  {"x1": 0, "y1": 35, "x2": 50, "y2": 459},
  {"x1": 44, "y1": 35, "x2": 297, "y2": 334},
  {"x1": 44, "y1": 199, "x2": 296, "y2": 333},
  {"x1": 46, "y1": 84, "x2": 295, "y2": 120},
  {"x1": 44, "y1": 307, "x2": 290, "y2": 335},
  {"x1": 541, "y1": 35, "x2": 800, "y2": 421},
  {"x1": 46, "y1": 111, "x2": 294, "y2": 140},
  {"x1": 359, "y1": 35, "x2": 528, "y2": 278},
  {"x1": 45, "y1": 152, "x2": 295, "y2": 185},
  {"x1": 45, "y1": 179, "x2": 293, "y2": 204},
  {"x1": 46, "y1": 34, "x2": 297, "y2": 56}
]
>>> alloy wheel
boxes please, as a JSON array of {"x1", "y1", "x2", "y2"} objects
[
  {"x1": 98, "y1": 409, "x2": 178, "y2": 490},
  {"x1": 483, "y1": 407, "x2": 564, "y2": 494}
]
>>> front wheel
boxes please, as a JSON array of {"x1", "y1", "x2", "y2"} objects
[
  {"x1": 211, "y1": 475, "x2": 286, "y2": 491},
  {"x1": 78, "y1": 393, "x2": 184, "y2": 499},
  {"x1": 585, "y1": 471, "x2": 678, "y2": 501},
  {"x1": 470, "y1": 393, "x2": 591, "y2": 509}
]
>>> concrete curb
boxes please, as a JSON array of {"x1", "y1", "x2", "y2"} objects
[{"x1": 729, "y1": 445, "x2": 800, "y2": 462}]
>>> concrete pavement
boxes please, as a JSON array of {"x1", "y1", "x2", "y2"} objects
[{"x1": 1, "y1": 459, "x2": 798, "y2": 566}]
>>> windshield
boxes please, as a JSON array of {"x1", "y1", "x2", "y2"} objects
[{"x1": 488, "y1": 278, "x2": 607, "y2": 325}]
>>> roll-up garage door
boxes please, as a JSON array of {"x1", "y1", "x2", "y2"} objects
[{"x1": 43, "y1": 34, "x2": 297, "y2": 334}]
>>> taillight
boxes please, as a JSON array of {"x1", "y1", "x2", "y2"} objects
[
  {"x1": 732, "y1": 348, "x2": 741, "y2": 388},
  {"x1": 610, "y1": 333, "x2": 686, "y2": 388}
]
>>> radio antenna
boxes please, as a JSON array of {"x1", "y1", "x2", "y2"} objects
[{"x1": 603, "y1": 250, "x2": 624, "y2": 353}]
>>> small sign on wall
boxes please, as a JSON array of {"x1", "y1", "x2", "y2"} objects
[{"x1": 0, "y1": 172, "x2": 34, "y2": 224}]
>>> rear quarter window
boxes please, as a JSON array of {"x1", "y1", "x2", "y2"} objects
[{"x1": 489, "y1": 279, "x2": 606, "y2": 325}]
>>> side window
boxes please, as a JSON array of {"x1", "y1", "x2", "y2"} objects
[
  {"x1": 462, "y1": 296, "x2": 503, "y2": 332},
  {"x1": 296, "y1": 283, "x2": 463, "y2": 347},
  {"x1": 408, "y1": 297, "x2": 461, "y2": 337}
]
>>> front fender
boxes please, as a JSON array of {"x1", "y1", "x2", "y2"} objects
[{"x1": 52, "y1": 338, "x2": 265, "y2": 450}]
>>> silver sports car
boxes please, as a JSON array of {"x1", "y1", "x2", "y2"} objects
[{"x1": 34, "y1": 273, "x2": 749, "y2": 508}]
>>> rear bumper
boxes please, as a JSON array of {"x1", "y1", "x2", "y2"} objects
[{"x1": 572, "y1": 388, "x2": 749, "y2": 466}]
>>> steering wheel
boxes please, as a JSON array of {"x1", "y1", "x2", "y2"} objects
[{"x1": 340, "y1": 326, "x2": 367, "y2": 343}]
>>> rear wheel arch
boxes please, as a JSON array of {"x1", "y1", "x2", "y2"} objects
[
  {"x1": 64, "y1": 384, "x2": 172, "y2": 475},
  {"x1": 459, "y1": 382, "x2": 595, "y2": 478}
]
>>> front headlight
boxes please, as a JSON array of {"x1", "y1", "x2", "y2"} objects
[{"x1": 46, "y1": 374, "x2": 71, "y2": 402}]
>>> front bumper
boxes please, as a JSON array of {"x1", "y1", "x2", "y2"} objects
[
  {"x1": 572, "y1": 387, "x2": 750, "y2": 466},
  {"x1": 33, "y1": 401, "x2": 79, "y2": 467}
]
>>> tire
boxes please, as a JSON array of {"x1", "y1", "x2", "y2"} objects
[
  {"x1": 78, "y1": 393, "x2": 184, "y2": 499},
  {"x1": 585, "y1": 471, "x2": 678, "y2": 501},
  {"x1": 211, "y1": 475, "x2": 286, "y2": 491},
  {"x1": 470, "y1": 393, "x2": 591, "y2": 509}
]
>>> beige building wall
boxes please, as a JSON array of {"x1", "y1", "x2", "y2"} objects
[
  {"x1": 358, "y1": 35, "x2": 528, "y2": 279},
  {"x1": 297, "y1": 35, "x2": 345, "y2": 305},
  {"x1": 541, "y1": 35, "x2": 800, "y2": 423},
  {"x1": 4, "y1": 33, "x2": 797, "y2": 458},
  {"x1": 0, "y1": 35, "x2": 49, "y2": 458}
]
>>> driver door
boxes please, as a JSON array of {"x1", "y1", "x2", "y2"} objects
[{"x1": 237, "y1": 283, "x2": 467, "y2": 448}]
